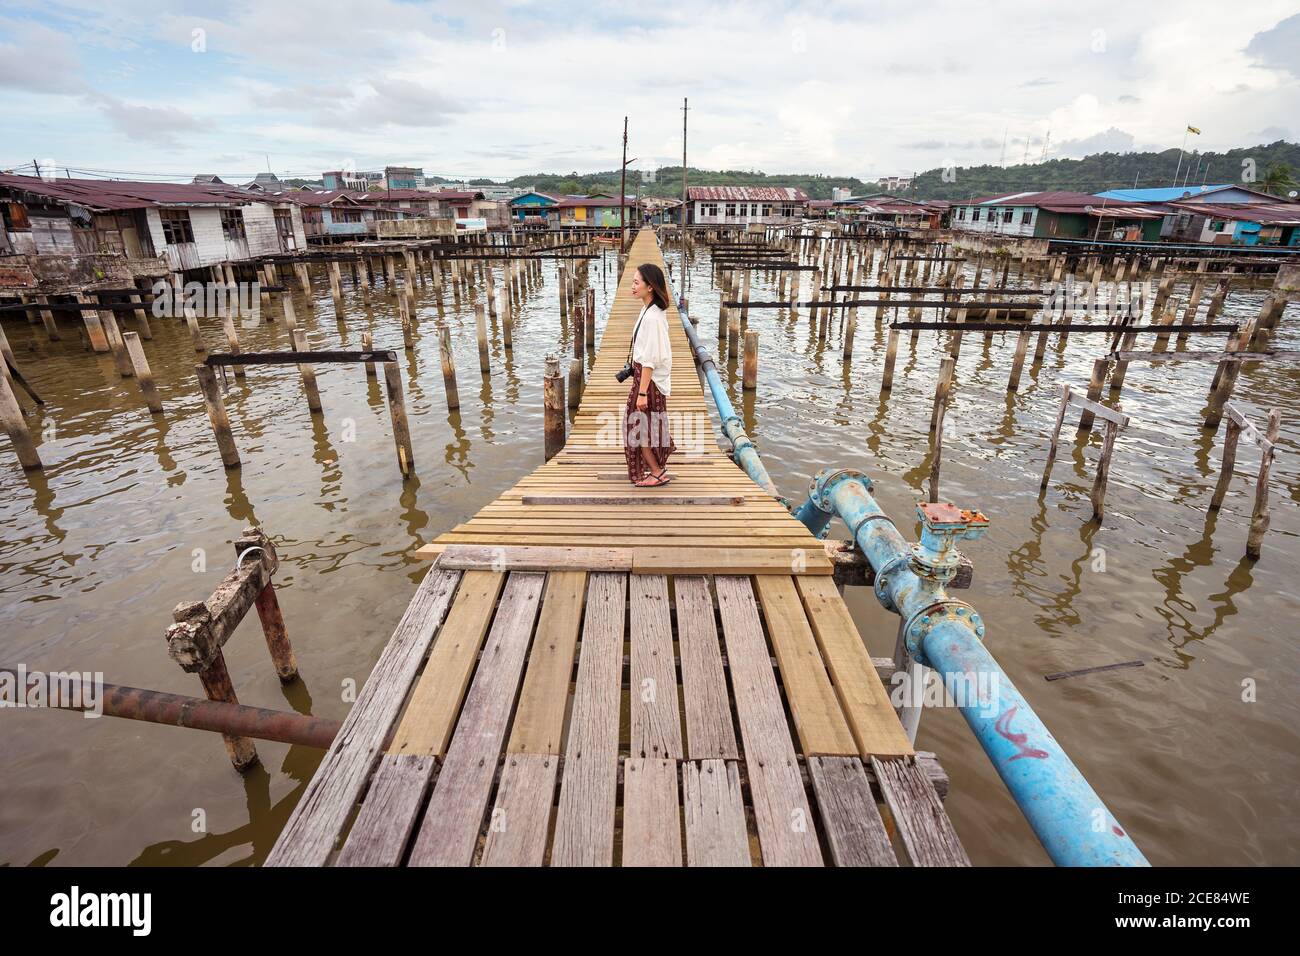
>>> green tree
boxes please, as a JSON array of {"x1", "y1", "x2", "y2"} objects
[{"x1": 1258, "y1": 162, "x2": 1297, "y2": 197}]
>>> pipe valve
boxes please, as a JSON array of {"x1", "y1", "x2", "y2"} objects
[{"x1": 911, "y1": 501, "x2": 988, "y2": 583}]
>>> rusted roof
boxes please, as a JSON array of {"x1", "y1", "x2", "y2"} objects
[
  {"x1": 553, "y1": 195, "x2": 638, "y2": 208},
  {"x1": 356, "y1": 189, "x2": 438, "y2": 203},
  {"x1": 1167, "y1": 200, "x2": 1300, "y2": 225},
  {"x1": 428, "y1": 189, "x2": 486, "y2": 202},
  {"x1": 276, "y1": 189, "x2": 368, "y2": 206},
  {"x1": 0, "y1": 173, "x2": 252, "y2": 211},
  {"x1": 687, "y1": 186, "x2": 810, "y2": 202}
]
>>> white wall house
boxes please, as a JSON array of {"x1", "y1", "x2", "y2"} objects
[
  {"x1": 145, "y1": 201, "x2": 306, "y2": 271},
  {"x1": 688, "y1": 186, "x2": 810, "y2": 225},
  {"x1": 950, "y1": 202, "x2": 1038, "y2": 237}
]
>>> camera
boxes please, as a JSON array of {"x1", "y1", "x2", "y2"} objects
[{"x1": 615, "y1": 363, "x2": 634, "y2": 383}]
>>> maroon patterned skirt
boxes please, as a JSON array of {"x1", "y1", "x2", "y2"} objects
[{"x1": 624, "y1": 362, "x2": 676, "y2": 482}]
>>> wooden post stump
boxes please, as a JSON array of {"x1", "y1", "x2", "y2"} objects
[
  {"x1": 543, "y1": 354, "x2": 565, "y2": 461},
  {"x1": 195, "y1": 364, "x2": 240, "y2": 468},
  {"x1": 123, "y1": 332, "x2": 163, "y2": 413},
  {"x1": 291, "y1": 328, "x2": 322, "y2": 414},
  {"x1": 0, "y1": 372, "x2": 41, "y2": 470},
  {"x1": 382, "y1": 361, "x2": 415, "y2": 476}
]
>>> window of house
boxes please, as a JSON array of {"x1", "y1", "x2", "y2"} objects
[
  {"x1": 971, "y1": 208, "x2": 981, "y2": 222},
  {"x1": 159, "y1": 209, "x2": 194, "y2": 245},
  {"x1": 334, "y1": 208, "x2": 363, "y2": 223},
  {"x1": 701, "y1": 203, "x2": 718, "y2": 217},
  {"x1": 725, "y1": 203, "x2": 737, "y2": 217},
  {"x1": 1021, "y1": 209, "x2": 1033, "y2": 225},
  {"x1": 220, "y1": 208, "x2": 246, "y2": 241},
  {"x1": 1210, "y1": 220, "x2": 1227, "y2": 232},
  {"x1": 762, "y1": 204, "x2": 772, "y2": 217},
  {"x1": 274, "y1": 208, "x2": 294, "y2": 236},
  {"x1": 1003, "y1": 209, "x2": 1013, "y2": 223},
  {"x1": 955, "y1": 207, "x2": 966, "y2": 221}
]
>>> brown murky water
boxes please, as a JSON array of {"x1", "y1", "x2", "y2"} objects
[{"x1": 2, "y1": 239, "x2": 1297, "y2": 866}]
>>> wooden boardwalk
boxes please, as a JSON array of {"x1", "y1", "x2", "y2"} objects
[{"x1": 266, "y1": 230, "x2": 968, "y2": 867}]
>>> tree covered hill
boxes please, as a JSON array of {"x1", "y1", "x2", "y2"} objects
[{"x1": 902, "y1": 140, "x2": 1300, "y2": 201}]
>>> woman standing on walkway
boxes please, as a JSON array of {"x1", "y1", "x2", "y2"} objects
[{"x1": 624, "y1": 263, "x2": 676, "y2": 487}]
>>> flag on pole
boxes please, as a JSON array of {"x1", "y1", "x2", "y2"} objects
[{"x1": 1187, "y1": 125, "x2": 1202, "y2": 135}]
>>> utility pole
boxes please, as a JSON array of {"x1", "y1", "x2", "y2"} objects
[
  {"x1": 681, "y1": 97, "x2": 689, "y2": 288},
  {"x1": 619, "y1": 116, "x2": 628, "y2": 253}
]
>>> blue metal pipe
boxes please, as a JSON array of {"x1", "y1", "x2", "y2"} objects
[
  {"x1": 675, "y1": 297, "x2": 785, "y2": 503},
  {"x1": 797, "y1": 467, "x2": 1149, "y2": 867}
]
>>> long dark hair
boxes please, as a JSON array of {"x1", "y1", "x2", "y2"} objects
[{"x1": 637, "y1": 263, "x2": 671, "y2": 311}]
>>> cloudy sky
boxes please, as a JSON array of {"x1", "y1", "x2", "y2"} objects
[{"x1": 1, "y1": 0, "x2": 1298, "y2": 183}]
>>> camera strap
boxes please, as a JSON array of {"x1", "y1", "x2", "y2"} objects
[{"x1": 626, "y1": 305, "x2": 651, "y2": 367}]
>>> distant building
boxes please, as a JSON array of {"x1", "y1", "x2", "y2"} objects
[
  {"x1": 831, "y1": 187, "x2": 853, "y2": 202},
  {"x1": 322, "y1": 169, "x2": 379, "y2": 191},
  {"x1": 950, "y1": 191, "x2": 1163, "y2": 241},
  {"x1": 509, "y1": 191, "x2": 560, "y2": 223},
  {"x1": 877, "y1": 176, "x2": 913, "y2": 192},
  {"x1": 383, "y1": 166, "x2": 424, "y2": 190},
  {"x1": 549, "y1": 194, "x2": 641, "y2": 228},
  {"x1": 192, "y1": 174, "x2": 225, "y2": 184},
  {"x1": 1092, "y1": 184, "x2": 1299, "y2": 244},
  {"x1": 242, "y1": 172, "x2": 283, "y2": 192},
  {"x1": 685, "y1": 186, "x2": 810, "y2": 225}
]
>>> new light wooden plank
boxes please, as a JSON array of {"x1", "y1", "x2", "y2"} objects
[
  {"x1": 335, "y1": 754, "x2": 438, "y2": 867},
  {"x1": 424, "y1": 544, "x2": 630, "y2": 570},
  {"x1": 407, "y1": 572, "x2": 545, "y2": 867},
  {"x1": 872, "y1": 756, "x2": 970, "y2": 866},
  {"x1": 480, "y1": 753, "x2": 558, "y2": 867},
  {"x1": 266, "y1": 569, "x2": 461, "y2": 867},
  {"x1": 714, "y1": 575, "x2": 823, "y2": 867},
  {"x1": 683, "y1": 759, "x2": 750, "y2": 867},
  {"x1": 754, "y1": 575, "x2": 859, "y2": 756},
  {"x1": 635, "y1": 548, "x2": 833, "y2": 576},
  {"x1": 807, "y1": 756, "x2": 897, "y2": 867},
  {"x1": 508, "y1": 570, "x2": 587, "y2": 753},
  {"x1": 675, "y1": 576, "x2": 739, "y2": 760},
  {"x1": 629, "y1": 573, "x2": 683, "y2": 760},
  {"x1": 622, "y1": 757, "x2": 683, "y2": 867},
  {"x1": 551, "y1": 572, "x2": 626, "y2": 866},
  {"x1": 795, "y1": 575, "x2": 914, "y2": 759},
  {"x1": 520, "y1": 494, "x2": 745, "y2": 506},
  {"x1": 389, "y1": 570, "x2": 506, "y2": 758}
]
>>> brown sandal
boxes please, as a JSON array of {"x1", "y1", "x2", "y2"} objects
[{"x1": 635, "y1": 470, "x2": 673, "y2": 487}]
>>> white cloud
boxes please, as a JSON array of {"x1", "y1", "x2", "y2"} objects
[{"x1": 0, "y1": 0, "x2": 1297, "y2": 180}]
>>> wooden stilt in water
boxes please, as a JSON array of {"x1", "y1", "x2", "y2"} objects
[
  {"x1": 195, "y1": 364, "x2": 240, "y2": 468},
  {"x1": 543, "y1": 354, "x2": 565, "y2": 461},
  {"x1": 1040, "y1": 384, "x2": 1071, "y2": 490},
  {"x1": 475, "y1": 304, "x2": 490, "y2": 374},
  {"x1": 223, "y1": 313, "x2": 246, "y2": 379},
  {"x1": 1090, "y1": 414, "x2": 1121, "y2": 522},
  {"x1": 439, "y1": 325, "x2": 460, "y2": 411},
  {"x1": 743, "y1": 329, "x2": 758, "y2": 390},
  {"x1": 568, "y1": 357, "x2": 583, "y2": 409},
  {"x1": 0, "y1": 372, "x2": 41, "y2": 470},
  {"x1": 928, "y1": 356, "x2": 955, "y2": 503},
  {"x1": 382, "y1": 361, "x2": 415, "y2": 477},
  {"x1": 123, "y1": 332, "x2": 163, "y2": 413},
  {"x1": 1076, "y1": 358, "x2": 1109, "y2": 433},
  {"x1": 75, "y1": 294, "x2": 110, "y2": 352},
  {"x1": 291, "y1": 328, "x2": 322, "y2": 414},
  {"x1": 362, "y1": 331, "x2": 377, "y2": 378},
  {"x1": 1246, "y1": 409, "x2": 1281, "y2": 560}
]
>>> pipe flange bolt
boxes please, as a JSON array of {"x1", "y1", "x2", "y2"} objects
[
  {"x1": 872, "y1": 552, "x2": 911, "y2": 613},
  {"x1": 809, "y1": 467, "x2": 871, "y2": 514},
  {"x1": 902, "y1": 600, "x2": 982, "y2": 664}
]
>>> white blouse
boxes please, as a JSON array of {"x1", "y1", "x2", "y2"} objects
[{"x1": 631, "y1": 303, "x2": 673, "y2": 396}]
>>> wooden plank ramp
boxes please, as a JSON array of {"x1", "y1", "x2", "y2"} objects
[{"x1": 267, "y1": 230, "x2": 967, "y2": 867}]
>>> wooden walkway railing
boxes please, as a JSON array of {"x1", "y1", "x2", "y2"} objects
[{"x1": 266, "y1": 230, "x2": 967, "y2": 867}]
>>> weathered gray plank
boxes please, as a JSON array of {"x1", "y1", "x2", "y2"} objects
[
  {"x1": 675, "y1": 576, "x2": 739, "y2": 760},
  {"x1": 407, "y1": 572, "x2": 545, "y2": 867},
  {"x1": 714, "y1": 575, "x2": 823, "y2": 866},
  {"x1": 683, "y1": 759, "x2": 750, "y2": 867},
  {"x1": 551, "y1": 572, "x2": 626, "y2": 866},
  {"x1": 266, "y1": 569, "x2": 462, "y2": 866},
  {"x1": 480, "y1": 753, "x2": 558, "y2": 867},
  {"x1": 872, "y1": 756, "x2": 970, "y2": 867},
  {"x1": 622, "y1": 757, "x2": 682, "y2": 867},
  {"x1": 807, "y1": 756, "x2": 897, "y2": 867},
  {"x1": 629, "y1": 573, "x2": 683, "y2": 760},
  {"x1": 334, "y1": 754, "x2": 438, "y2": 867}
]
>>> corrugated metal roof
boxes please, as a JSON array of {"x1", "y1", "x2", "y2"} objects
[
  {"x1": 1094, "y1": 185, "x2": 1233, "y2": 202},
  {"x1": 1168, "y1": 200, "x2": 1300, "y2": 224},
  {"x1": 687, "y1": 186, "x2": 811, "y2": 202},
  {"x1": 0, "y1": 173, "x2": 251, "y2": 211}
]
